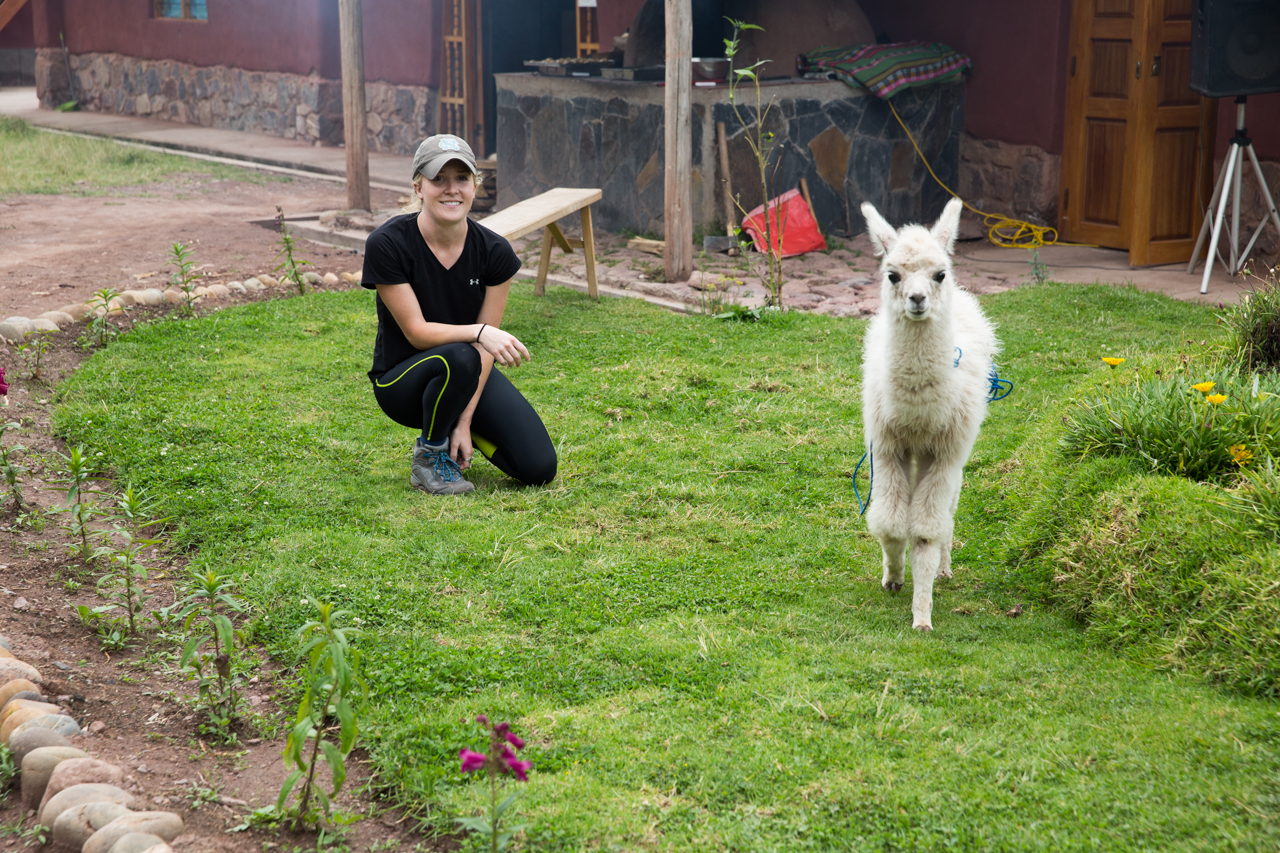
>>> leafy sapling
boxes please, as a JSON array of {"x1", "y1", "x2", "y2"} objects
[
  {"x1": 724, "y1": 18, "x2": 788, "y2": 308},
  {"x1": 274, "y1": 206, "x2": 313, "y2": 295},
  {"x1": 167, "y1": 241, "x2": 201, "y2": 316},
  {"x1": 82, "y1": 287, "x2": 124, "y2": 348},
  {"x1": 278, "y1": 600, "x2": 366, "y2": 829},
  {"x1": 49, "y1": 446, "x2": 107, "y2": 562},
  {"x1": 171, "y1": 569, "x2": 246, "y2": 741},
  {"x1": 15, "y1": 329, "x2": 53, "y2": 381},
  {"x1": 457, "y1": 716, "x2": 533, "y2": 853},
  {"x1": 93, "y1": 485, "x2": 167, "y2": 636},
  {"x1": 0, "y1": 421, "x2": 28, "y2": 509}
]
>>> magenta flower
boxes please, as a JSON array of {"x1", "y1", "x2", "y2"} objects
[
  {"x1": 501, "y1": 745, "x2": 532, "y2": 781},
  {"x1": 475, "y1": 714, "x2": 489, "y2": 726},
  {"x1": 0, "y1": 367, "x2": 8, "y2": 397},
  {"x1": 504, "y1": 731, "x2": 526, "y2": 750},
  {"x1": 459, "y1": 748, "x2": 488, "y2": 774}
]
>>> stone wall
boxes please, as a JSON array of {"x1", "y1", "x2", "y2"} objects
[
  {"x1": 496, "y1": 73, "x2": 963, "y2": 237},
  {"x1": 958, "y1": 134, "x2": 1061, "y2": 227},
  {"x1": 33, "y1": 49, "x2": 436, "y2": 155},
  {"x1": 1214, "y1": 156, "x2": 1280, "y2": 265}
]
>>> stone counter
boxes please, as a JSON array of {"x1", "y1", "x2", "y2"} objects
[{"x1": 495, "y1": 73, "x2": 963, "y2": 236}]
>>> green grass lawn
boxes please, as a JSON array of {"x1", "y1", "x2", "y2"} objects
[
  {"x1": 55, "y1": 283, "x2": 1280, "y2": 851},
  {"x1": 0, "y1": 117, "x2": 287, "y2": 196}
]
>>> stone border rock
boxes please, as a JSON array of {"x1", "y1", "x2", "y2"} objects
[
  {"x1": 3, "y1": 636, "x2": 185, "y2": 853},
  {"x1": 0, "y1": 271, "x2": 360, "y2": 345}
]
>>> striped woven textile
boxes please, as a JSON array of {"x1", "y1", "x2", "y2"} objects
[{"x1": 801, "y1": 42, "x2": 971, "y2": 99}]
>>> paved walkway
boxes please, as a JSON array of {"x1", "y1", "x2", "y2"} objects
[
  {"x1": 0, "y1": 86, "x2": 1263, "y2": 307},
  {"x1": 0, "y1": 87, "x2": 412, "y2": 190}
]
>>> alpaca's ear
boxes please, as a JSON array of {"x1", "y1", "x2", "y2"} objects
[
  {"x1": 931, "y1": 197, "x2": 964, "y2": 255},
  {"x1": 861, "y1": 202, "x2": 897, "y2": 257}
]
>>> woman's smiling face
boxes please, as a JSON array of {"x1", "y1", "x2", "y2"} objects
[{"x1": 417, "y1": 160, "x2": 476, "y2": 223}]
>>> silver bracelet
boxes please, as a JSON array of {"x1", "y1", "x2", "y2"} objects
[{"x1": 476, "y1": 323, "x2": 487, "y2": 343}]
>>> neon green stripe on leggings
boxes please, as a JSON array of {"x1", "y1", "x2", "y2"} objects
[{"x1": 375, "y1": 354, "x2": 451, "y2": 438}]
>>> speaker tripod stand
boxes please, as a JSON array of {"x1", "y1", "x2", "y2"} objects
[{"x1": 1189, "y1": 96, "x2": 1280, "y2": 294}]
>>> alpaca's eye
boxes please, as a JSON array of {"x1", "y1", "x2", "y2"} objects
[
  {"x1": 887, "y1": 272, "x2": 901, "y2": 284},
  {"x1": 933, "y1": 271, "x2": 946, "y2": 283}
]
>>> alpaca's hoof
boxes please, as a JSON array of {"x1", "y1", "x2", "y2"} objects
[
  {"x1": 937, "y1": 566, "x2": 953, "y2": 579},
  {"x1": 883, "y1": 581, "x2": 903, "y2": 593},
  {"x1": 913, "y1": 622, "x2": 932, "y2": 632}
]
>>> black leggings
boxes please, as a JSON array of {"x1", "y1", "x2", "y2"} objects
[{"x1": 372, "y1": 342, "x2": 557, "y2": 486}]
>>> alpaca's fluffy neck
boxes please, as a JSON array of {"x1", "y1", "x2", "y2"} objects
[{"x1": 886, "y1": 309, "x2": 955, "y2": 391}]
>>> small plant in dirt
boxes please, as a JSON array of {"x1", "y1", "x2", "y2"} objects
[
  {"x1": 277, "y1": 600, "x2": 366, "y2": 829},
  {"x1": 167, "y1": 240, "x2": 201, "y2": 317},
  {"x1": 0, "y1": 421, "x2": 29, "y2": 510},
  {"x1": 0, "y1": 742, "x2": 16, "y2": 793},
  {"x1": 80, "y1": 287, "x2": 124, "y2": 349},
  {"x1": 457, "y1": 716, "x2": 533, "y2": 853},
  {"x1": 15, "y1": 329, "x2": 53, "y2": 381},
  {"x1": 170, "y1": 569, "x2": 247, "y2": 742},
  {"x1": 724, "y1": 17, "x2": 787, "y2": 308},
  {"x1": 92, "y1": 485, "x2": 167, "y2": 636},
  {"x1": 49, "y1": 446, "x2": 107, "y2": 562},
  {"x1": 274, "y1": 206, "x2": 313, "y2": 295},
  {"x1": 1029, "y1": 249, "x2": 1051, "y2": 285},
  {"x1": 75, "y1": 604, "x2": 129, "y2": 651}
]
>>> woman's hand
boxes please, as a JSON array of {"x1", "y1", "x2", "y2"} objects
[
  {"x1": 449, "y1": 420, "x2": 474, "y2": 470},
  {"x1": 477, "y1": 325, "x2": 530, "y2": 367}
]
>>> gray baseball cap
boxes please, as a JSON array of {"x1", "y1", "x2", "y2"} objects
[{"x1": 411, "y1": 134, "x2": 479, "y2": 180}]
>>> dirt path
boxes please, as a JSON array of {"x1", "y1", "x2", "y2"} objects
[{"x1": 0, "y1": 173, "x2": 400, "y2": 320}]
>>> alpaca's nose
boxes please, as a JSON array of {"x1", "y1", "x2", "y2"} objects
[{"x1": 909, "y1": 293, "x2": 926, "y2": 308}]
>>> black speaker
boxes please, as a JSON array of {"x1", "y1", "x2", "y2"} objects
[{"x1": 1190, "y1": 0, "x2": 1280, "y2": 98}]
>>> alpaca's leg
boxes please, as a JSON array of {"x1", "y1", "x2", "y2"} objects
[
  {"x1": 910, "y1": 537, "x2": 941, "y2": 631},
  {"x1": 906, "y1": 454, "x2": 964, "y2": 631},
  {"x1": 867, "y1": 447, "x2": 912, "y2": 592},
  {"x1": 880, "y1": 536, "x2": 907, "y2": 592},
  {"x1": 937, "y1": 535, "x2": 953, "y2": 580}
]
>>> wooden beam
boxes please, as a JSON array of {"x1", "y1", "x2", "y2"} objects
[
  {"x1": 0, "y1": 0, "x2": 30, "y2": 35},
  {"x1": 663, "y1": 0, "x2": 692, "y2": 283},
  {"x1": 716, "y1": 120, "x2": 735, "y2": 236},
  {"x1": 338, "y1": 0, "x2": 370, "y2": 211}
]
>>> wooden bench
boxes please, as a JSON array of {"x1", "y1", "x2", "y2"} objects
[{"x1": 479, "y1": 187, "x2": 603, "y2": 298}]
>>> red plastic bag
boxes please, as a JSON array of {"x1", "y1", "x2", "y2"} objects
[{"x1": 740, "y1": 189, "x2": 828, "y2": 258}]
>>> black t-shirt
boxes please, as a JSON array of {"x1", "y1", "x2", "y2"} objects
[{"x1": 361, "y1": 214, "x2": 522, "y2": 380}]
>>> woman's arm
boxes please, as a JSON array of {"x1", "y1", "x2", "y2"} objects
[
  {"x1": 375, "y1": 282, "x2": 529, "y2": 366},
  {"x1": 449, "y1": 280, "x2": 525, "y2": 468}
]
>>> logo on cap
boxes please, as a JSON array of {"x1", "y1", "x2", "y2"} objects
[{"x1": 439, "y1": 138, "x2": 461, "y2": 151}]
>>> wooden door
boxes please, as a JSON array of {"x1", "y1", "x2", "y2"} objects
[
  {"x1": 439, "y1": 0, "x2": 485, "y2": 154},
  {"x1": 1061, "y1": 0, "x2": 1150, "y2": 250},
  {"x1": 1128, "y1": 0, "x2": 1217, "y2": 265},
  {"x1": 1060, "y1": 0, "x2": 1217, "y2": 265}
]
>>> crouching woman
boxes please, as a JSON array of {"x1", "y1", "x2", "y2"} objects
[{"x1": 362, "y1": 134, "x2": 556, "y2": 494}]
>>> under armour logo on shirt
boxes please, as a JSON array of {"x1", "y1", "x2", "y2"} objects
[
  {"x1": 470, "y1": 278, "x2": 481, "y2": 286},
  {"x1": 440, "y1": 138, "x2": 461, "y2": 151}
]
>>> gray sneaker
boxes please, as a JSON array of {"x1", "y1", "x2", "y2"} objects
[{"x1": 410, "y1": 441, "x2": 475, "y2": 495}]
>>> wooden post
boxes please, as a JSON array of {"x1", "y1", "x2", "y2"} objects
[
  {"x1": 338, "y1": 0, "x2": 370, "y2": 211},
  {"x1": 663, "y1": 0, "x2": 692, "y2": 283},
  {"x1": 716, "y1": 120, "x2": 735, "y2": 236}
]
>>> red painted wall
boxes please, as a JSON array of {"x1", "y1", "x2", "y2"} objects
[
  {"x1": 858, "y1": 0, "x2": 1072, "y2": 155},
  {"x1": 0, "y1": 0, "x2": 35, "y2": 49},
  {"x1": 1215, "y1": 94, "x2": 1280, "y2": 161},
  {"x1": 28, "y1": 0, "x2": 438, "y2": 87},
  {"x1": 599, "y1": 0, "x2": 645, "y2": 51}
]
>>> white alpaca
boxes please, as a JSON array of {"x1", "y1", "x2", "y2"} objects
[{"x1": 859, "y1": 197, "x2": 999, "y2": 632}]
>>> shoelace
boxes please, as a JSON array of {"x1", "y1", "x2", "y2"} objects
[{"x1": 416, "y1": 446, "x2": 464, "y2": 482}]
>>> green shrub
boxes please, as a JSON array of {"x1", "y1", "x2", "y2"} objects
[{"x1": 1062, "y1": 369, "x2": 1280, "y2": 482}]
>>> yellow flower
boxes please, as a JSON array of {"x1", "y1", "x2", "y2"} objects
[
  {"x1": 1206, "y1": 394, "x2": 1227, "y2": 405},
  {"x1": 1230, "y1": 444, "x2": 1254, "y2": 466},
  {"x1": 1192, "y1": 381, "x2": 1216, "y2": 393},
  {"x1": 1102, "y1": 357, "x2": 1125, "y2": 367}
]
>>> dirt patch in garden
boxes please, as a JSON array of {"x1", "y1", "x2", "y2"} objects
[{"x1": 0, "y1": 286, "x2": 452, "y2": 853}]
